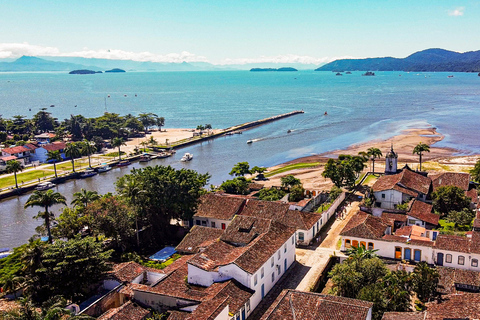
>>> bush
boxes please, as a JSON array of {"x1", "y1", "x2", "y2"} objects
[
  {"x1": 289, "y1": 185, "x2": 305, "y2": 202},
  {"x1": 219, "y1": 177, "x2": 250, "y2": 195},
  {"x1": 258, "y1": 188, "x2": 286, "y2": 201},
  {"x1": 328, "y1": 186, "x2": 342, "y2": 202}
]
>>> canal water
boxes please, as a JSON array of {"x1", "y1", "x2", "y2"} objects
[{"x1": 2, "y1": 70, "x2": 480, "y2": 247}]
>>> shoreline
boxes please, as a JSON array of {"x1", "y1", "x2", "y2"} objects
[{"x1": 261, "y1": 127, "x2": 479, "y2": 190}]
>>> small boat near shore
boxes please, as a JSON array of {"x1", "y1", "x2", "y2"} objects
[
  {"x1": 36, "y1": 182, "x2": 56, "y2": 191},
  {"x1": 117, "y1": 160, "x2": 131, "y2": 167},
  {"x1": 181, "y1": 153, "x2": 193, "y2": 162},
  {"x1": 247, "y1": 140, "x2": 253, "y2": 144},
  {"x1": 139, "y1": 154, "x2": 152, "y2": 162},
  {"x1": 97, "y1": 163, "x2": 112, "y2": 173},
  {"x1": 157, "y1": 152, "x2": 171, "y2": 159},
  {"x1": 79, "y1": 169, "x2": 98, "y2": 179}
]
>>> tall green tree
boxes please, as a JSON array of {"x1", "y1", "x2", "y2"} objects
[
  {"x1": 116, "y1": 165, "x2": 210, "y2": 242},
  {"x1": 322, "y1": 155, "x2": 366, "y2": 189},
  {"x1": 155, "y1": 116, "x2": 165, "y2": 132},
  {"x1": 367, "y1": 147, "x2": 383, "y2": 173},
  {"x1": 116, "y1": 178, "x2": 146, "y2": 247},
  {"x1": 411, "y1": 262, "x2": 439, "y2": 302},
  {"x1": 111, "y1": 137, "x2": 126, "y2": 160},
  {"x1": 148, "y1": 136, "x2": 158, "y2": 147},
  {"x1": 281, "y1": 175, "x2": 302, "y2": 188},
  {"x1": 46, "y1": 150, "x2": 62, "y2": 178},
  {"x1": 32, "y1": 236, "x2": 112, "y2": 302},
  {"x1": 470, "y1": 159, "x2": 480, "y2": 183},
  {"x1": 33, "y1": 108, "x2": 56, "y2": 133},
  {"x1": 71, "y1": 189, "x2": 100, "y2": 208},
  {"x1": 64, "y1": 142, "x2": 81, "y2": 173},
  {"x1": 413, "y1": 142, "x2": 430, "y2": 171},
  {"x1": 24, "y1": 190, "x2": 67, "y2": 244},
  {"x1": 229, "y1": 162, "x2": 251, "y2": 176},
  {"x1": 80, "y1": 140, "x2": 96, "y2": 168},
  {"x1": 431, "y1": 185, "x2": 472, "y2": 216},
  {"x1": 219, "y1": 177, "x2": 250, "y2": 195},
  {"x1": 6, "y1": 160, "x2": 23, "y2": 188},
  {"x1": 138, "y1": 112, "x2": 157, "y2": 134}
]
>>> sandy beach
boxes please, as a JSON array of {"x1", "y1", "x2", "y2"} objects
[{"x1": 261, "y1": 127, "x2": 479, "y2": 191}]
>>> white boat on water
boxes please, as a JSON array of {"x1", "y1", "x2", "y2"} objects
[
  {"x1": 36, "y1": 182, "x2": 56, "y2": 191},
  {"x1": 247, "y1": 140, "x2": 253, "y2": 144},
  {"x1": 97, "y1": 163, "x2": 112, "y2": 173},
  {"x1": 181, "y1": 153, "x2": 193, "y2": 162}
]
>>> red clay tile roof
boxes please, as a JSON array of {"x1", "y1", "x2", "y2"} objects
[
  {"x1": 437, "y1": 267, "x2": 480, "y2": 294},
  {"x1": 373, "y1": 169, "x2": 431, "y2": 195},
  {"x1": 260, "y1": 289, "x2": 373, "y2": 320},
  {"x1": 109, "y1": 261, "x2": 163, "y2": 283},
  {"x1": 240, "y1": 198, "x2": 290, "y2": 220},
  {"x1": 430, "y1": 172, "x2": 470, "y2": 191},
  {"x1": 466, "y1": 188, "x2": 479, "y2": 204},
  {"x1": 167, "y1": 311, "x2": 190, "y2": 320},
  {"x1": 0, "y1": 155, "x2": 17, "y2": 162},
  {"x1": 41, "y1": 141, "x2": 67, "y2": 152},
  {"x1": 382, "y1": 312, "x2": 425, "y2": 320},
  {"x1": 435, "y1": 234, "x2": 470, "y2": 253},
  {"x1": 24, "y1": 143, "x2": 38, "y2": 150},
  {"x1": 134, "y1": 260, "x2": 253, "y2": 316},
  {"x1": 407, "y1": 200, "x2": 439, "y2": 225},
  {"x1": 340, "y1": 212, "x2": 389, "y2": 240},
  {"x1": 175, "y1": 226, "x2": 224, "y2": 254},
  {"x1": 188, "y1": 215, "x2": 295, "y2": 274},
  {"x1": 424, "y1": 293, "x2": 480, "y2": 320},
  {"x1": 1, "y1": 145, "x2": 31, "y2": 154},
  {"x1": 97, "y1": 301, "x2": 150, "y2": 320},
  {"x1": 247, "y1": 182, "x2": 264, "y2": 191},
  {"x1": 382, "y1": 235, "x2": 408, "y2": 243},
  {"x1": 381, "y1": 212, "x2": 407, "y2": 226},
  {"x1": 194, "y1": 193, "x2": 245, "y2": 220}
]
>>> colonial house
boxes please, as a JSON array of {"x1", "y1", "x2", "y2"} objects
[
  {"x1": 1, "y1": 145, "x2": 37, "y2": 166},
  {"x1": 131, "y1": 215, "x2": 297, "y2": 320},
  {"x1": 193, "y1": 193, "x2": 326, "y2": 246},
  {"x1": 176, "y1": 226, "x2": 225, "y2": 255},
  {"x1": 0, "y1": 155, "x2": 17, "y2": 171},
  {"x1": 34, "y1": 132, "x2": 56, "y2": 144},
  {"x1": 437, "y1": 267, "x2": 480, "y2": 294},
  {"x1": 405, "y1": 200, "x2": 439, "y2": 229},
  {"x1": 341, "y1": 211, "x2": 480, "y2": 272},
  {"x1": 372, "y1": 168, "x2": 432, "y2": 209},
  {"x1": 260, "y1": 289, "x2": 373, "y2": 320},
  {"x1": 30, "y1": 141, "x2": 67, "y2": 163},
  {"x1": 430, "y1": 171, "x2": 470, "y2": 192}
]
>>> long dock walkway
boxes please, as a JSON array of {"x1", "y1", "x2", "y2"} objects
[{"x1": 157, "y1": 110, "x2": 304, "y2": 149}]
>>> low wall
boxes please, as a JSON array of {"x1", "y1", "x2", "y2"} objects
[{"x1": 79, "y1": 284, "x2": 123, "y2": 317}]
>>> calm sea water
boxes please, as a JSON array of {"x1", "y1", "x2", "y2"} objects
[{"x1": 1, "y1": 70, "x2": 479, "y2": 247}]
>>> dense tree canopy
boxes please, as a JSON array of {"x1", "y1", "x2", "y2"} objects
[
  {"x1": 281, "y1": 175, "x2": 301, "y2": 188},
  {"x1": 471, "y1": 159, "x2": 480, "y2": 183},
  {"x1": 431, "y1": 185, "x2": 472, "y2": 216},
  {"x1": 322, "y1": 155, "x2": 367, "y2": 188},
  {"x1": 116, "y1": 165, "x2": 210, "y2": 242},
  {"x1": 219, "y1": 177, "x2": 250, "y2": 195},
  {"x1": 229, "y1": 162, "x2": 251, "y2": 176}
]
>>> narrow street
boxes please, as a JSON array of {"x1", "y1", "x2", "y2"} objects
[{"x1": 248, "y1": 193, "x2": 361, "y2": 319}]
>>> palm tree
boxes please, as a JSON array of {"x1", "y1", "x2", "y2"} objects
[
  {"x1": 148, "y1": 136, "x2": 158, "y2": 148},
  {"x1": 111, "y1": 137, "x2": 126, "y2": 160},
  {"x1": 64, "y1": 142, "x2": 81, "y2": 173},
  {"x1": 367, "y1": 147, "x2": 383, "y2": 174},
  {"x1": 47, "y1": 150, "x2": 62, "y2": 178},
  {"x1": 6, "y1": 160, "x2": 23, "y2": 188},
  {"x1": 81, "y1": 140, "x2": 96, "y2": 168},
  {"x1": 140, "y1": 141, "x2": 148, "y2": 152},
  {"x1": 24, "y1": 190, "x2": 66, "y2": 244},
  {"x1": 116, "y1": 178, "x2": 145, "y2": 247},
  {"x1": 205, "y1": 124, "x2": 212, "y2": 135},
  {"x1": 71, "y1": 189, "x2": 100, "y2": 208},
  {"x1": 346, "y1": 244, "x2": 378, "y2": 260},
  {"x1": 413, "y1": 142, "x2": 430, "y2": 171}
]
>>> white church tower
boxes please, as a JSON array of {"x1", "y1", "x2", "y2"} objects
[{"x1": 385, "y1": 145, "x2": 398, "y2": 174}]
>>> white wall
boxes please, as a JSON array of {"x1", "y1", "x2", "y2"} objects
[
  {"x1": 193, "y1": 217, "x2": 231, "y2": 230},
  {"x1": 434, "y1": 249, "x2": 480, "y2": 271},
  {"x1": 406, "y1": 216, "x2": 426, "y2": 228},
  {"x1": 374, "y1": 190, "x2": 404, "y2": 209}
]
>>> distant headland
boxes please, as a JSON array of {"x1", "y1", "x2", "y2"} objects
[
  {"x1": 316, "y1": 48, "x2": 480, "y2": 72},
  {"x1": 105, "y1": 68, "x2": 126, "y2": 73},
  {"x1": 69, "y1": 70, "x2": 102, "y2": 74},
  {"x1": 250, "y1": 67, "x2": 298, "y2": 72}
]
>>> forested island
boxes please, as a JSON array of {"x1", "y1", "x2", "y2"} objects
[
  {"x1": 105, "y1": 68, "x2": 126, "y2": 73},
  {"x1": 316, "y1": 48, "x2": 480, "y2": 72},
  {"x1": 68, "y1": 69, "x2": 102, "y2": 74},
  {"x1": 250, "y1": 67, "x2": 298, "y2": 72}
]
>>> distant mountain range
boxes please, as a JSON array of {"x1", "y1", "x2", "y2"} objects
[
  {"x1": 316, "y1": 48, "x2": 480, "y2": 72},
  {"x1": 1, "y1": 49, "x2": 480, "y2": 72}
]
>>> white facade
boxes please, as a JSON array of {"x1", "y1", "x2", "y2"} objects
[
  {"x1": 406, "y1": 215, "x2": 426, "y2": 228},
  {"x1": 374, "y1": 190, "x2": 412, "y2": 209}
]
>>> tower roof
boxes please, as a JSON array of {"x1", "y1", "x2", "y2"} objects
[{"x1": 386, "y1": 145, "x2": 398, "y2": 159}]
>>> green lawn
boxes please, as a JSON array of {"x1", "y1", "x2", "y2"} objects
[
  {"x1": 265, "y1": 162, "x2": 321, "y2": 178},
  {"x1": 0, "y1": 169, "x2": 53, "y2": 189},
  {"x1": 363, "y1": 174, "x2": 378, "y2": 185}
]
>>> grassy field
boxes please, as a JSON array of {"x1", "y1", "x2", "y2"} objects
[
  {"x1": 0, "y1": 169, "x2": 53, "y2": 189},
  {"x1": 265, "y1": 162, "x2": 321, "y2": 178},
  {"x1": 363, "y1": 174, "x2": 378, "y2": 185}
]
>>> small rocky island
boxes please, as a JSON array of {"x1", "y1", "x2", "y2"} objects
[
  {"x1": 105, "y1": 68, "x2": 126, "y2": 73},
  {"x1": 69, "y1": 70, "x2": 102, "y2": 74},
  {"x1": 250, "y1": 67, "x2": 298, "y2": 72}
]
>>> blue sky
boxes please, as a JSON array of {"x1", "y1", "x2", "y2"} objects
[{"x1": 0, "y1": 0, "x2": 478, "y2": 64}]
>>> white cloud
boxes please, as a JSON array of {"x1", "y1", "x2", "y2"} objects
[
  {"x1": 448, "y1": 6, "x2": 465, "y2": 16},
  {"x1": 0, "y1": 42, "x2": 356, "y2": 65},
  {"x1": 219, "y1": 54, "x2": 357, "y2": 65},
  {"x1": 0, "y1": 42, "x2": 208, "y2": 63}
]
